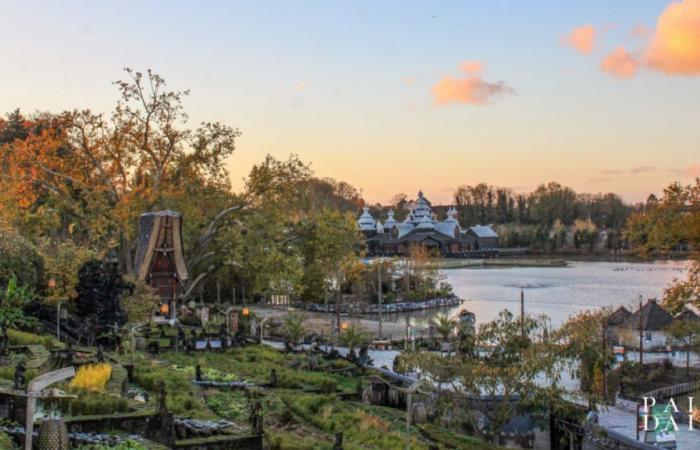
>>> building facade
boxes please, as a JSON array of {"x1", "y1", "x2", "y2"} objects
[{"x1": 358, "y1": 191, "x2": 499, "y2": 257}]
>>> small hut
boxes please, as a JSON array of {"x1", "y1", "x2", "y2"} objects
[
  {"x1": 133, "y1": 210, "x2": 189, "y2": 320},
  {"x1": 620, "y1": 299, "x2": 673, "y2": 350}
]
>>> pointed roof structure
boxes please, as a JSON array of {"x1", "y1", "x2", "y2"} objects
[
  {"x1": 607, "y1": 306, "x2": 632, "y2": 326},
  {"x1": 383, "y1": 209, "x2": 397, "y2": 231},
  {"x1": 625, "y1": 299, "x2": 673, "y2": 331},
  {"x1": 133, "y1": 210, "x2": 189, "y2": 282}
]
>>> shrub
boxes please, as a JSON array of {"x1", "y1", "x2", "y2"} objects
[
  {"x1": 7, "y1": 329, "x2": 59, "y2": 349},
  {"x1": 0, "y1": 274, "x2": 37, "y2": 329},
  {"x1": 60, "y1": 392, "x2": 130, "y2": 416},
  {"x1": 0, "y1": 430, "x2": 17, "y2": 449},
  {"x1": 0, "y1": 225, "x2": 44, "y2": 291},
  {"x1": 70, "y1": 363, "x2": 112, "y2": 392}
]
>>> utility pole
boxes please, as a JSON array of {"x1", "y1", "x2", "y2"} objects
[
  {"x1": 601, "y1": 313, "x2": 607, "y2": 402},
  {"x1": 378, "y1": 261, "x2": 383, "y2": 340},
  {"x1": 638, "y1": 297, "x2": 644, "y2": 366},
  {"x1": 520, "y1": 286, "x2": 525, "y2": 337}
]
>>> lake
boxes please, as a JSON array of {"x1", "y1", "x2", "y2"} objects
[{"x1": 382, "y1": 260, "x2": 690, "y2": 328}]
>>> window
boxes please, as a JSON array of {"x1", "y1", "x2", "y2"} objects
[{"x1": 645, "y1": 332, "x2": 652, "y2": 341}]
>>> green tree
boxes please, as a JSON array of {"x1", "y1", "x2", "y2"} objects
[
  {"x1": 666, "y1": 318, "x2": 700, "y2": 378},
  {"x1": 284, "y1": 311, "x2": 307, "y2": 344},
  {"x1": 555, "y1": 309, "x2": 615, "y2": 407},
  {"x1": 626, "y1": 179, "x2": 700, "y2": 313},
  {"x1": 404, "y1": 310, "x2": 563, "y2": 444}
]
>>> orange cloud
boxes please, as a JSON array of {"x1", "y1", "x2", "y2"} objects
[
  {"x1": 459, "y1": 61, "x2": 484, "y2": 74},
  {"x1": 601, "y1": 47, "x2": 640, "y2": 78},
  {"x1": 431, "y1": 75, "x2": 514, "y2": 106},
  {"x1": 564, "y1": 24, "x2": 596, "y2": 54},
  {"x1": 645, "y1": 0, "x2": 700, "y2": 75}
]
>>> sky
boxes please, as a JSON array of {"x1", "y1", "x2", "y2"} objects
[{"x1": 1, "y1": 0, "x2": 700, "y2": 205}]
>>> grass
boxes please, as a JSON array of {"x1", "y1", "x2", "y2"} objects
[
  {"x1": 278, "y1": 392, "x2": 429, "y2": 450},
  {"x1": 7, "y1": 329, "x2": 61, "y2": 349},
  {"x1": 132, "y1": 358, "x2": 213, "y2": 418},
  {"x1": 160, "y1": 346, "x2": 357, "y2": 391}
]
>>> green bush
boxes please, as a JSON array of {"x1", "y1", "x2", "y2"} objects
[
  {"x1": 59, "y1": 391, "x2": 131, "y2": 416},
  {"x1": 0, "y1": 225, "x2": 44, "y2": 291},
  {"x1": 75, "y1": 440, "x2": 149, "y2": 450},
  {"x1": 8, "y1": 329, "x2": 60, "y2": 349},
  {"x1": 0, "y1": 275, "x2": 37, "y2": 329},
  {"x1": 0, "y1": 430, "x2": 17, "y2": 449}
]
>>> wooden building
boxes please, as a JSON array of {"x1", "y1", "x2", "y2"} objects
[
  {"x1": 133, "y1": 210, "x2": 189, "y2": 320},
  {"x1": 359, "y1": 191, "x2": 499, "y2": 257}
]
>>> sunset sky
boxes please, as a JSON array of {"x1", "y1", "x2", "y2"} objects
[{"x1": 1, "y1": 0, "x2": 699, "y2": 205}]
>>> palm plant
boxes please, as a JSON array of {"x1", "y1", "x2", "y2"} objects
[
  {"x1": 432, "y1": 314, "x2": 455, "y2": 342},
  {"x1": 284, "y1": 312, "x2": 307, "y2": 345},
  {"x1": 0, "y1": 274, "x2": 36, "y2": 329},
  {"x1": 339, "y1": 323, "x2": 370, "y2": 356}
]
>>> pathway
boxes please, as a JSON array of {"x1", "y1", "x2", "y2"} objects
[{"x1": 599, "y1": 405, "x2": 700, "y2": 450}]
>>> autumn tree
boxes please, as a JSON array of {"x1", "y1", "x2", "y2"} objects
[{"x1": 626, "y1": 179, "x2": 700, "y2": 313}]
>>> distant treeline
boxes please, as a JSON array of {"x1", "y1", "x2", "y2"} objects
[{"x1": 367, "y1": 182, "x2": 657, "y2": 253}]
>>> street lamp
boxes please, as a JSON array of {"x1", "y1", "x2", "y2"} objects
[{"x1": 260, "y1": 316, "x2": 271, "y2": 343}]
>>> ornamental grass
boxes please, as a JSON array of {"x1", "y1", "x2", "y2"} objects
[{"x1": 69, "y1": 363, "x2": 112, "y2": 392}]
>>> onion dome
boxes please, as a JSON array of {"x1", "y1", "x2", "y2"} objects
[
  {"x1": 357, "y1": 206, "x2": 377, "y2": 231},
  {"x1": 383, "y1": 209, "x2": 397, "y2": 231}
]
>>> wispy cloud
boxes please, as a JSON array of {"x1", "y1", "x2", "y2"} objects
[
  {"x1": 630, "y1": 24, "x2": 652, "y2": 39},
  {"x1": 601, "y1": 47, "x2": 640, "y2": 78},
  {"x1": 563, "y1": 24, "x2": 596, "y2": 54},
  {"x1": 458, "y1": 61, "x2": 484, "y2": 74},
  {"x1": 589, "y1": 177, "x2": 611, "y2": 183},
  {"x1": 431, "y1": 61, "x2": 514, "y2": 106},
  {"x1": 670, "y1": 165, "x2": 700, "y2": 178},
  {"x1": 630, "y1": 166, "x2": 658, "y2": 174},
  {"x1": 601, "y1": 169, "x2": 622, "y2": 175},
  {"x1": 403, "y1": 76, "x2": 416, "y2": 87}
]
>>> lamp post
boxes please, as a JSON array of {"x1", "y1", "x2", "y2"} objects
[{"x1": 260, "y1": 316, "x2": 271, "y2": 343}]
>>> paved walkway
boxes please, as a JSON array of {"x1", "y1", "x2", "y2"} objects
[{"x1": 599, "y1": 405, "x2": 700, "y2": 450}]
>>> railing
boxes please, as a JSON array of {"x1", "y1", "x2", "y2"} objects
[{"x1": 642, "y1": 379, "x2": 700, "y2": 402}]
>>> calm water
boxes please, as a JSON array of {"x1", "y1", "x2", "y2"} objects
[{"x1": 383, "y1": 260, "x2": 689, "y2": 328}]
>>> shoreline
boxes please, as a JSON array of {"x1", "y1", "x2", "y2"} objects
[{"x1": 250, "y1": 305, "x2": 428, "y2": 341}]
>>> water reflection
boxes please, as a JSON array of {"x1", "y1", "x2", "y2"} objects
[{"x1": 373, "y1": 260, "x2": 689, "y2": 328}]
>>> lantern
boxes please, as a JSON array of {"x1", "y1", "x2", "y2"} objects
[
  {"x1": 48, "y1": 278, "x2": 57, "y2": 289},
  {"x1": 160, "y1": 303, "x2": 170, "y2": 315},
  {"x1": 341, "y1": 322, "x2": 349, "y2": 331},
  {"x1": 242, "y1": 307, "x2": 250, "y2": 317}
]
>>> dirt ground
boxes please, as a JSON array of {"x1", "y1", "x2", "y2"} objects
[{"x1": 250, "y1": 306, "x2": 429, "y2": 341}]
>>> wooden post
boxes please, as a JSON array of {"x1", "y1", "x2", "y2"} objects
[
  {"x1": 601, "y1": 314, "x2": 607, "y2": 402},
  {"x1": 520, "y1": 287, "x2": 525, "y2": 337},
  {"x1": 378, "y1": 262, "x2": 383, "y2": 340},
  {"x1": 217, "y1": 282, "x2": 221, "y2": 305},
  {"x1": 639, "y1": 299, "x2": 644, "y2": 366}
]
